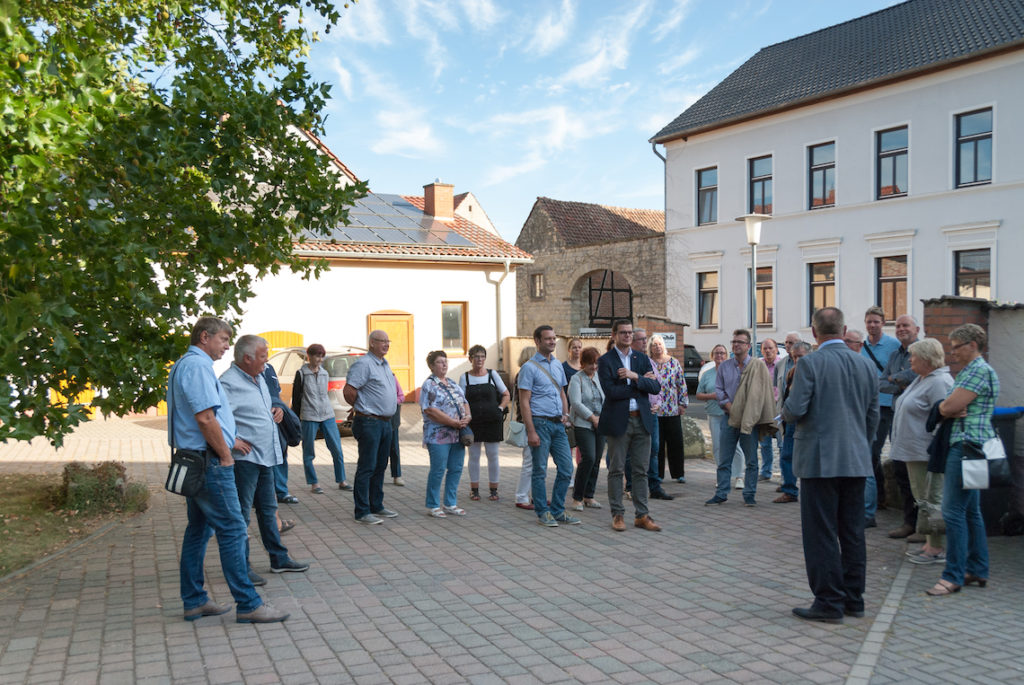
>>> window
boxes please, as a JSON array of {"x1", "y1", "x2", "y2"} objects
[
  {"x1": 747, "y1": 266, "x2": 773, "y2": 328},
  {"x1": 808, "y1": 261, "x2": 836, "y2": 321},
  {"x1": 956, "y1": 108, "x2": 992, "y2": 187},
  {"x1": 748, "y1": 156, "x2": 773, "y2": 214},
  {"x1": 876, "y1": 256, "x2": 907, "y2": 323},
  {"x1": 877, "y1": 127, "x2": 908, "y2": 199},
  {"x1": 697, "y1": 272, "x2": 719, "y2": 328},
  {"x1": 530, "y1": 273, "x2": 545, "y2": 299},
  {"x1": 808, "y1": 142, "x2": 836, "y2": 208},
  {"x1": 955, "y1": 249, "x2": 991, "y2": 299},
  {"x1": 441, "y1": 302, "x2": 467, "y2": 353},
  {"x1": 587, "y1": 270, "x2": 633, "y2": 328},
  {"x1": 697, "y1": 167, "x2": 717, "y2": 225}
]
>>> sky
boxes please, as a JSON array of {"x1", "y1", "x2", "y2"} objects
[{"x1": 304, "y1": 0, "x2": 901, "y2": 243}]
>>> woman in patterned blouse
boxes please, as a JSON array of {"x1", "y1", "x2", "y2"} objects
[
  {"x1": 648, "y1": 335, "x2": 688, "y2": 483},
  {"x1": 929, "y1": 324, "x2": 998, "y2": 596},
  {"x1": 420, "y1": 350, "x2": 471, "y2": 518}
]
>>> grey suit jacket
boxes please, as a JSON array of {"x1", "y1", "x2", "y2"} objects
[{"x1": 782, "y1": 340, "x2": 880, "y2": 478}]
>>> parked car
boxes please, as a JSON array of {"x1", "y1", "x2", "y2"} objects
[
  {"x1": 682, "y1": 344, "x2": 704, "y2": 394},
  {"x1": 268, "y1": 346, "x2": 366, "y2": 436}
]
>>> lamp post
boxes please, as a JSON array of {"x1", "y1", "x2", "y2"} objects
[{"x1": 736, "y1": 214, "x2": 771, "y2": 357}]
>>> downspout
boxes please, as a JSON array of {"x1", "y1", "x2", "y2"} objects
[
  {"x1": 485, "y1": 259, "x2": 511, "y2": 368},
  {"x1": 651, "y1": 142, "x2": 668, "y2": 333}
]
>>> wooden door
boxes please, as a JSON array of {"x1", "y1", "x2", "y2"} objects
[{"x1": 368, "y1": 312, "x2": 414, "y2": 396}]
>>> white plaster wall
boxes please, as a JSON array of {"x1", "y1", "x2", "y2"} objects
[
  {"x1": 988, "y1": 308, "x2": 1024, "y2": 455},
  {"x1": 664, "y1": 51, "x2": 1024, "y2": 355},
  {"x1": 235, "y1": 261, "x2": 519, "y2": 386}
]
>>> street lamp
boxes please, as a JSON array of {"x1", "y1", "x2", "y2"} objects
[{"x1": 736, "y1": 214, "x2": 771, "y2": 358}]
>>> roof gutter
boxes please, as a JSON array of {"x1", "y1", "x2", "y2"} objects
[
  {"x1": 485, "y1": 259, "x2": 512, "y2": 368},
  {"x1": 292, "y1": 249, "x2": 533, "y2": 265}
]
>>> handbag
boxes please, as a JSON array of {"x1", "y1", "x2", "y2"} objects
[
  {"x1": 565, "y1": 423, "x2": 577, "y2": 449},
  {"x1": 961, "y1": 436, "x2": 1011, "y2": 490},
  {"x1": 506, "y1": 380, "x2": 529, "y2": 448},
  {"x1": 164, "y1": 364, "x2": 208, "y2": 497},
  {"x1": 433, "y1": 376, "x2": 474, "y2": 446}
]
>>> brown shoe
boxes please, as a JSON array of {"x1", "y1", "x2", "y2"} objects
[
  {"x1": 888, "y1": 524, "x2": 915, "y2": 539},
  {"x1": 611, "y1": 514, "x2": 626, "y2": 531},
  {"x1": 773, "y1": 493, "x2": 798, "y2": 503},
  {"x1": 906, "y1": 532, "x2": 926, "y2": 543},
  {"x1": 634, "y1": 514, "x2": 661, "y2": 531}
]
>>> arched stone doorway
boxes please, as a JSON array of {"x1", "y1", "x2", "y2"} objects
[{"x1": 570, "y1": 270, "x2": 634, "y2": 333}]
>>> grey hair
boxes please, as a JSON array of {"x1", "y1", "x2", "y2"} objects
[
  {"x1": 909, "y1": 338, "x2": 945, "y2": 370},
  {"x1": 517, "y1": 346, "x2": 537, "y2": 366},
  {"x1": 950, "y1": 323, "x2": 987, "y2": 351},
  {"x1": 791, "y1": 341, "x2": 812, "y2": 354},
  {"x1": 648, "y1": 334, "x2": 665, "y2": 353},
  {"x1": 234, "y1": 335, "x2": 268, "y2": 363},
  {"x1": 190, "y1": 316, "x2": 232, "y2": 345}
]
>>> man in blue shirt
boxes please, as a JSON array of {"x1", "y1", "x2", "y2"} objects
[
  {"x1": 518, "y1": 325, "x2": 578, "y2": 527},
  {"x1": 167, "y1": 317, "x2": 288, "y2": 624},
  {"x1": 861, "y1": 306, "x2": 901, "y2": 525},
  {"x1": 344, "y1": 330, "x2": 399, "y2": 524},
  {"x1": 221, "y1": 335, "x2": 310, "y2": 583}
]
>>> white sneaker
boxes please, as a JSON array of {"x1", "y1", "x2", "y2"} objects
[
  {"x1": 734, "y1": 478, "x2": 744, "y2": 490},
  {"x1": 393, "y1": 477, "x2": 405, "y2": 486},
  {"x1": 442, "y1": 505, "x2": 466, "y2": 516}
]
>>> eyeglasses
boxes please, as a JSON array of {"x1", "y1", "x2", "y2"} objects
[
  {"x1": 470, "y1": 355, "x2": 486, "y2": 360},
  {"x1": 370, "y1": 338, "x2": 390, "y2": 344},
  {"x1": 950, "y1": 341, "x2": 972, "y2": 351},
  {"x1": 616, "y1": 330, "x2": 633, "y2": 336},
  {"x1": 844, "y1": 339, "x2": 863, "y2": 346},
  {"x1": 730, "y1": 339, "x2": 750, "y2": 345}
]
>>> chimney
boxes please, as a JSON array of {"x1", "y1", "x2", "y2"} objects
[{"x1": 423, "y1": 180, "x2": 454, "y2": 220}]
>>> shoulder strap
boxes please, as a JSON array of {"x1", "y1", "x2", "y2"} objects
[
  {"x1": 432, "y1": 376, "x2": 464, "y2": 419},
  {"x1": 529, "y1": 359, "x2": 561, "y2": 390},
  {"x1": 168, "y1": 362, "x2": 179, "y2": 450},
  {"x1": 863, "y1": 343, "x2": 885, "y2": 372}
]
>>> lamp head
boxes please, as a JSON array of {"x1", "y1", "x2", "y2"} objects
[{"x1": 736, "y1": 213, "x2": 771, "y2": 245}]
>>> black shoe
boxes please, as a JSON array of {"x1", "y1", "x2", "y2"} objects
[
  {"x1": 650, "y1": 490, "x2": 675, "y2": 500},
  {"x1": 277, "y1": 494, "x2": 299, "y2": 504},
  {"x1": 704, "y1": 496, "x2": 727, "y2": 506},
  {"x1": 792, "y1": 606, "x2": 843, "y2": 624},
  {"x1": 743, "y1": 497, "x2": 756, "y2": 507},
  {"x1": 248, "y1": 569, "x2": 267, "y2": 587},
  {"x1": 844, "y1": 604, "x2": 865, "y2": 618},
  {"x1": 864, "y1": 517, "x2": 877, "y2": 528},
  {"x1": 271, "y1": 559, "x2": 310, "y2": 574}
]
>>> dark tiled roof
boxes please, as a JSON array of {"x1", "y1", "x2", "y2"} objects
[
  {"x1": 652, "y1": 0, "x2": 1024, "y2": 142},
  {"x1": 295, "y1": 195, "x2": 532, "y2": 262},
  {"x1": 532, "y1": 197, "x2": 663, "y2": 248}
]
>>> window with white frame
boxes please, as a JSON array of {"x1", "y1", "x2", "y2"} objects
[
  {"x1": 808, "y1": 142, "x2": 836, "y2": 209},
  {"x1": 876, "y1": 255, "x2": 907, "y2": 323},
  {"x1": 697, "y1": 167, "x2": 718, "y2": 225},
  {"x1": 877, "y1": 127, "x2": 908, "y2": 199},
  {"x1": 808, "y1": 261, "x2": 836, "y2": 322},
  {"x1": 749, "y1": 156, "x2": 772, "y2": 214},
  {"x1": 747, "y1": 266, "x2": 773, "y2": 328},
  {"x1": 954, "y1": 249, "x2": 991, "y2": 299},
  {"x1": 955, "y1": 108, "x2": 992, "y2": 188},
  {"x1": 697, "y1": 271, "x2": 719, "y2": 328}
]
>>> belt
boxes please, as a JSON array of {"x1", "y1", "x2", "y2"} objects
[
  {"x1": 534, "y1": 415, "x2": 562, "y2": 423},
  {"x1": 628, "y1": 411, "x2": 641, "y2": 417},
  {"x1": 354, "y1": 410, "x2": 390, "y2": 421}
]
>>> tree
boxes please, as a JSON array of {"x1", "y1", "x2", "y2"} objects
[{"x1": 0, "y1": 0, "x2": 367, "y2": 445}]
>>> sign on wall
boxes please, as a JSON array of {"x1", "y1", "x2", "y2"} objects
[{"x1": 656, "y1": 332, "x2": 677, "y2": 349}]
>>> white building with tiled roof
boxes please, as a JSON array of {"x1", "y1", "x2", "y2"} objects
[
  {"x1": 651, "y1": 0, "x2": 1024, "y2": 355},
  {"x1": 238, "y1": 176, "x2": 532, "y2": 392}
]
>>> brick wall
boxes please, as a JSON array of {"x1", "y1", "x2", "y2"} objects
[
  {"x1": 922, "y1": 296, "x2": 989, "y2": 374},
  {"x1": 637, "y1": 314, "x2": 689, "y2": 366}
]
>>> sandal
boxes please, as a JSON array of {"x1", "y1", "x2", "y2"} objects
[
  {"x1": 584, "y1": 499, "x2": 602, "y2": 509},
  {"x1": 278, "y1": 519, "x2": 295, "y2": 534},
  {"x1": 925, "y1": 579, "x2": 961, "y2": 596},
  {"x1": 311, "y1": 485, "x2": 324, "y2": 494},
  {"x1": 489, "y1": 490, "x2": 500, "y2": 501},
  {"x1": 429, "y1": 508, "x2": 447, "y2": 518},
  {"x1": 338, "y1": 482, "x2": 353, "y2": 491},
  {"x1": 470, "y1": 489, "x2": 481, "y2": 501}
]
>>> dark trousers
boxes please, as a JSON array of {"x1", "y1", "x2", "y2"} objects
[
  {"x1": 572, "y1": 426, "x2": 604, "y2": 501},
  {"x1": 892, "y1": 460, "x2": 917, "y2": 527},
  {"x1": 352, "y1": 415, "x2": 393, "y2": 519},
  {"x1": 800, "y1": 477, "x2": 867, "y2": 614},
  {"x1": 388, "y1": 407, "x2": 402, "y2": 478},
  {"x1": 656, "y1": 415, "x2": 685, "y2": 479},
  {"x1": 870, "y1": 407, "x2": 893, "y2": 503}
]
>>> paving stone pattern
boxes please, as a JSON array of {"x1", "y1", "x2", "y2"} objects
[{"x1": 0, "y1": 412, "x2": 1022, "y2": 684}]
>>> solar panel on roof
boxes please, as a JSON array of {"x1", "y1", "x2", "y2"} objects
[
  {"x1": 342, "y1": 226, "x2": 381, "y2": 242},
  {"x1": 370, "y1": 228, "x2": 414, "y2": 243},
  {"x1": 438, "y1": 232, "x2": 475, "y2": 247}
]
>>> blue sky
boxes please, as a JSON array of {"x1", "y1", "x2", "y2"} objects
[{"x1": 305, "y1": 0, "x2": 900, "y2": 243}]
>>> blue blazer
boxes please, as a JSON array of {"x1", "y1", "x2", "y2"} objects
[{"x1": 597, "y1": 348, "x2": 661, "y2": 437}]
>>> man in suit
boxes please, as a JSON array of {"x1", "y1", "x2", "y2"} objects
[
  {"x1": 783, "y1": 307, "x2": 879, "y2": 623},
  {"x1": 598, "y1": 319, "x2": 663, "y2": 532}
]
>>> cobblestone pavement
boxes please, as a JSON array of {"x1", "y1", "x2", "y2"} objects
[{"x1": 0, "y1": 412, "x2": 1021, "y2": 684}]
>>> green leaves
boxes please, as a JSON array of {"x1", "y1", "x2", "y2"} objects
[{"x1": 1, "y1": 0, "x2": 367, "y2": 445}]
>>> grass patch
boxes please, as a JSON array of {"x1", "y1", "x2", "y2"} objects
[{"x1": 0, "y1": 464, "x2": 149, "y2": 576}]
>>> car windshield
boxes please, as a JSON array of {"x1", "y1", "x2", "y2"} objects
[{"x1": 323, "y1": 355, "x2": 358, "y2": 377}]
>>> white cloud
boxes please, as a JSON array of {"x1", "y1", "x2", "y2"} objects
[
  {"x1": 555, "y1": 2, "x2": 652, "y2": 89},
  {"x1": 332, "y1": 0, "x2": 390, "y2": 45},
  {"x1": 329, "y1": 57, "x2": 353, "y2": 99},
  {"x1": 651, "y1": 0, "x2": 693, "y2": 43},
  {"x1": 483, "y1": 152, "x2": 547, "y2": 186},
  {"x1": 371, "y1": 109, "x2": 443, "y2": 157},
  {"x1": 657, "y1": 45, "x2": 701, "y2": 76},
  {"x1": 403, "y1": 0, "x2": 456, "y2": 79},
  {"x1": 524, "y1": 0, "x2": 576, "y2": 56},
  {"x1": 459, "y1": 0, "x2": 503, "y2": 28}
]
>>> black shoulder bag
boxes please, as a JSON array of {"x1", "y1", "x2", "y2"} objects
[{"x1": 164, "y1": 364, "x2": 209, "y2": 497}]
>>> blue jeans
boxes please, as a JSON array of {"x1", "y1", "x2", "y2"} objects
[
  {"x1": 864, "y1": 474, "x2": 878, "y2": 519},
  {"x1": 625, "y1": 415, "x2": 662, "y2": 493},
  {"x1": 233, "y1": 460, "x2": 290, "y2": 568},
  {"x1": 530, "y1": 419, "x2": 572, "y2": 519},
  {"x1": 715, "y1": 420, "x2": 758, "y2": 500},
  {"x1": 180, "y1": 459, "x2": 261, "y2": 613},
  {"x1": 301, "y1": 419, "x2": 346, "y2": 485},
  {"x1": 273, "y1": 442, "x2": 290, "y2": 499},
  {"x1": 779, "y1": 422, "x2": 798, "y2": 497},
  {"x1": 941, "y1": 442, "x2": 989, "y2": 585},
  {"x1": 425, "y1": 442, "x2": 465, "y2": 509},
  {"x1": 759, "y1": 433, "x2": 777, "y2": 479},
  {"x1": 352, "y1": 415, "x2": 392, "y2": 518}
]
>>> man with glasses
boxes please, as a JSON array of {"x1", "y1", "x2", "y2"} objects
[
  {"x1": 344, "y1": 330, "x2": 399, "y2": 525},
  {"x1": 624, "y1": 327, "x2": 675, "y2": 502},
  {"x1": 706, "y1": 329, "x2": 760, "y2": 506},
  {"x1": 599, "y1": 320, "x2": 663, "y2": 532}
]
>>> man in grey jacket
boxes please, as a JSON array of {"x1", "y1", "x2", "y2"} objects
[
  {"x1": 882, "y1": 314, "x2": 921, "y2": 540},
  {"x1": 783, "y1": 307, "x2": 879, "y2": 624}
]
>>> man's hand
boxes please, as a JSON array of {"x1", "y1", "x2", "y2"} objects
[
  {"x1": 271, "y1": 407, "x2": 283, "y2": 423},
  {"x1": 527, "y1": 429, "x2": 540, "y2": 447},
  {"x1": 643, "y1": 371, "x2": 656, "y2": 379},
  {"x1": 234, "y1": 437, "x2": 252, "y2": 455},
  {"x1": 617, "y1": 367, "x2": 638, "y2": 381}
]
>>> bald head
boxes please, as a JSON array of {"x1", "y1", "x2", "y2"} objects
[
  {"x1": 368, "y1": 329, "x2": 391, "y2": 358},
  {"x1": 894, "y1": 314, "x2": 919, "y2": 348}
]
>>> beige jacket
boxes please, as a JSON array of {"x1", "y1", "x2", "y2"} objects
[{"x1": 728, "y1": 357, "x2": 779, "y2": 438}]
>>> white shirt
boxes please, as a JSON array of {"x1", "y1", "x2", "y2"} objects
[{"x1": 615, "y1": 346, "x2": 638, "y2": 412}]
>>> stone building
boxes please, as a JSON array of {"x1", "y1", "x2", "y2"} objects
[{"x1": 514, "y1": 197, "x2": 665, "y2": 337}]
